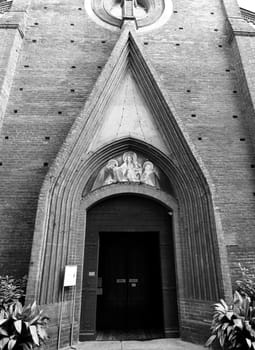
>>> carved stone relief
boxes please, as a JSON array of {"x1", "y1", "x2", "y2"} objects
[{"x1": 92, "y1": 151, "x2": 161, "y2": 190}]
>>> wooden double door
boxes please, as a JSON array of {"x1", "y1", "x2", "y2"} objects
[
  {"x1": 80, "y1": 195, "x2": 179, "y2": 340},
  {"x1": 96, "y1": 232, "x2": 163, "y2": 332}
]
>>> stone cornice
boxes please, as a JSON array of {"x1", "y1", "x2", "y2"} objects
[
  {"x1": 0, "y1": 0, "x2": 12, "y2": 14},
  {"x1": 0, "y1": 11, "x2": 28, "y2": 37},
  {"x1": 240, "y1": 7, "x2": 255, "y2": 25},
  {"x1": 0, "y1": 22, "x2": 23, "y2": 37},
  {"x1": 220, "y1": 0, "x2": 255, "y2": 42},
  {"x1": 227, "y1": 17, "x2": 255, "y2": 43}
]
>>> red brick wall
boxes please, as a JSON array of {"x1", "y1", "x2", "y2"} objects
[
  {"x1": 0, "y1": 0, "x2": 118, "y2": 276},
  {"x1": 1, "y1": 0, "x2": 255, "y2": 345}
]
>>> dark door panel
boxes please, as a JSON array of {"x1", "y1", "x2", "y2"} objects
[
  {"x1": 96, "y1": 232, "x2": 163, "y2": 332},
  {"x1": 96, "y1": 235, "x2": 127, "y2": 330}
]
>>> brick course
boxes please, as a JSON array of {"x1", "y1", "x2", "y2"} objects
[{"x1": 1, "y1": 0, "x2": 255, "y2": 347}]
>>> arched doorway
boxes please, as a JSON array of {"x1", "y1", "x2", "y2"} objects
[
  {"x1": 27, "y1": 139, "x2": 229, "y2": 346},
  {"x1": 80, "y1": 195, "x2": 179, "y2": 340}
]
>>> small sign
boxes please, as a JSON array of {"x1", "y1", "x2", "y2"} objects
[
  {"x1": 89, "y1": 271, "x2": 95, "y2": 277},
  {"x1": 97, "y1": 288, "x2": 103, "y2": 295},
  {"x1": 64, "y1": 265, "x2": 77, "y2": 287},
  {"x1": 129, "y1": 278, "x2": 138, "y2": 283},
  {"x1": 116, "y1": 279, "x2": 126, "y2": 283}
]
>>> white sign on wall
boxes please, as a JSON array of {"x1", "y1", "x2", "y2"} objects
[{"x1": 63, "y1": 265, "x2": 77, "y2": 287}]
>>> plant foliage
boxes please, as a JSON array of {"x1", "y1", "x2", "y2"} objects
[
  {"x1": 236, "y1": 264, "x2": 255, "y2": 301},
  {"x1": 0, "y1": 276, "x2": 27, "y2": 308},
  {"x1": 206, "y1": 291, "x2": 255, "y2": 349},
  {"x1": 0, "y1": 301, "x2": 49, "y2": 350}
]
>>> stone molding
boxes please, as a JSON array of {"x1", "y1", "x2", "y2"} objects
[
  {"x1": 227, "y1": 17, "x2": 255, "y2": 42},
  {"x1": 0, "y1": 22, "x2": 23, "y2": 37},
  {"x1": 0, "y1": 0, "x2": 12, "y2": 14},
  {"x1": 0, "y1": 9, "x2": 29, "y2": 38},
  {"x1": 220, "y1": 0, "x2": 255, "y2": 40},
  {"x1": 240, "y1": 7, "x2": 255, "y2": 26},
  {"x1": 82, "y1": 183, "x2": 178, "y2": 210}
]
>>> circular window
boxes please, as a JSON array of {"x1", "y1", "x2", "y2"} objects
[
  {"x1": 86, "y1": 0, "x2": 172, "y2": 32},
  {"x1": 106, "y1": 0, "x2": 148, "y2": 19}
]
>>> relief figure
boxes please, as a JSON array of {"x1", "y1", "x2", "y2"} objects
[
  {"x1": 114, "y1": 152, "x2": 142, "y2": 183},
  {"x1": 93, "y1": 159, "x2": 118, "y2": 189},
  {"x1": 93, "y1": 151, "x2": 161, "y2": 190},
  {"x1": 140, "y1": 161, "x2": 158, "y2": 187}
]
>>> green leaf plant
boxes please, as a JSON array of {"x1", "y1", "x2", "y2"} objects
[
  {"x1": 206, "y1": 291, "x2": 255, "y2": 349},
  {"x1": 0, "y1": 301, "x2": 49, "y2": 350},
  {"x1": 0, "y1": 276, "x2": 27, "y2": 309},
  {"x1": 236, "y1": 264, "x2": 255, "y2": 301}
]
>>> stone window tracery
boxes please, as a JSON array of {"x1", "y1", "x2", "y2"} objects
[
  {"x1": 86, "y1": 0, "x2": 172, "y2": 32},
  {"x1": 108, "y1": 0, "x2": 148, "y2": 19}
]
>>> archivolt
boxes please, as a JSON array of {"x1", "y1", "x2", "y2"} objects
[{"x1": 27, "y1": 137, "x2": 223, "y2": 305}]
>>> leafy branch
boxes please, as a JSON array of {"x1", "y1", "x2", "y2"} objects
[
  {"x1": 0, "y1": 301, "x2": 49, "y2": 350},
  {"x1": 236, "y1": 264, "x2": 255, "y2": 301},
  {"x1": 206, "y1": 264, "x2": 255, "y2": 349},
  {"x1": 0, "y1": 276, "x2": 27, "y2": 308}
]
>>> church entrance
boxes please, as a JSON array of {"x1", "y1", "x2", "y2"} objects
[
  {"x1": 79, "y1": 195, "x2": 179, "y2": 341},
  {"x1": 96, "y1": 232, "x2": 163, "y2": 339}
]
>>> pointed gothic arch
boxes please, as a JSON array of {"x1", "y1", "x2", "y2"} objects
[
  {"x1": 26, "y1": 137, "x2": 228, "y2": 338},
  {"x1": 26, "y1": 24, "x2": 231, "y2": 343}
]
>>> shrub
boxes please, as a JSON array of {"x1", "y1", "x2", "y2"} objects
[
  {"x1": 206, "y1": 291, "x2": 255, "y2": 349},
  {"x1": 0, "y1": 276, "x2": 27, "y2": 308},
  {"x1": 236, "y1": 264, "x2": 255, "y2": 301},
  {"x1": 0, "y1": 301, "x2": 49, "y2": 350}
]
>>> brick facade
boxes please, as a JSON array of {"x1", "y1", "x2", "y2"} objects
[{"x1": 0, "y1": 0, "x2": 255, "y2": 347}]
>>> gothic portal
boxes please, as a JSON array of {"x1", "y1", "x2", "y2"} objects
[{"x1": 1, "y1": 0, "x2": 255, "y2": 348}]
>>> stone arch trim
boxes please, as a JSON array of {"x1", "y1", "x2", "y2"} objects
[
  {"x1": 27, "y1": 137, "x2": 228, "y2": 307},
  {"x1": 82, "y1": 183, "x2": 178, "y2": 210}
]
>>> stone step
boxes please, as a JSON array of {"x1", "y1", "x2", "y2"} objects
[{"x1": 75, "y1": 339, "x2": 204, "y2": 350}]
